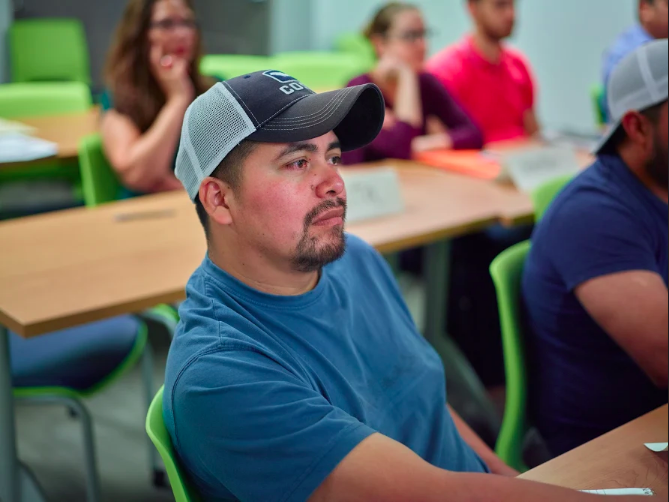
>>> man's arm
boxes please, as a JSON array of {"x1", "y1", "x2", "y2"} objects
[
  {"x1": 575, "y1": 270, "x2": 668, "y2": 388},
  {"x1": 448, "y1": 406, "x2": 519, "y2": 477},
  {"x1": 309, "y1": 433, "x2": 653, "y2": 502},
  {"x1": 524, "y1": 109, "x2": 541, "y2": 137}
]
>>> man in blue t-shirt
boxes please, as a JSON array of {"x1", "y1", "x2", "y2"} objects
[
  {"x1": 602, "y1": 0, "x2": 668, "y2": 121},
  {"x1": 524, "y1": 40, "x2": 669, "y2": 458},
  {"x1": 164, "y1": 71, "x2": 652, "y2": 502}
]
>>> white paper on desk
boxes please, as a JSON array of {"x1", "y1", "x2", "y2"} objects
[
  {"x1": 0, "y1": 133, "x2": 58, "y2": 163},
  {"x1": 645, "y1": 442, "x2": 668, "y2": 452},
  {"x1": 501, "y1": 147, "x2": 581, "y2": 193},
  {"x1": 0, "y1": 118, "x2": 36, "y2": 136},
  {"x1": 341, "y1": 167, "x2": 405, "y2": 223},
  {"x1": 582, "y1": 488, "x2": 655, "y2": 495}
]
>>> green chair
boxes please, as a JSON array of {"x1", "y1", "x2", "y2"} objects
[
  {"x1": 490, "y1": 240, "x2": 532, "y2": 472},
  {"x1": 200, "y1": 54, "x2": 271, "y2": 80},
  {"x1": 146, "y1": 386, "x2": 202, "y2": 502},
  {"x1": 11, "y1": 316, "x2": 154, "y2": 502},
  {"x1": 78, "y1": 133, "x2": 181, "y2": 332},
  {"x1": 273, "y1": 52, "x2": 371, "y2": 90},
  {"x1": 334, "y1": 32, "x2": 376, "y2": 69},
  {"x1": 531, "y1": 174, "x2": 573, "y2": 223},
  {"x1": 10, "y1": 18, "x2": 91, "y2": 84},
  {"x1": 592, "y1": 84, "x2": 607, "y2": 127},
  {"x1": 0, "y1": 81, "x2": 92, "y2": 119}
]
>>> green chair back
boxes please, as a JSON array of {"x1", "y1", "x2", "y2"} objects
[
  {"x1": 146, "y1": 387, "x2": 202, "y2": 502},
  {"x1": 273, "y1": 52, "x2": 371, "y2": 90},
  {"x1": 0, "y1": 82, "x2": 92, "y2": 119},
  {"x1": 200, "y1": 54, "x2": 271, "y2": 80},
  {"x1": 592, "y1": 84, "x2": 606, "y2": 127},
  {"x1": 531, "y1": 174, "x2": 573, "y2": 223},
  {"x1": 78, "y1": 134, "x2": 123, "y2": 207},
  {"x1": 10, "y1": 18, "x2": 91, "y2": 84},
  {"x1": 334, "y1": 32, "x2": 376, "y2": 68},
  {"x1": 490, "y1": 240, "x2": 532, "y2": 472}
]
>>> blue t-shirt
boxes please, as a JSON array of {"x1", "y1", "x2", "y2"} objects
[
  {"x1": 164, "y1": 234, "x2": 488, "y2": 502},
  {"x1": 523, "y1": 154, "x2": 668, "y2": 457},
  {"x1": 602, "y1": 24, "x2": 654, "y2": 121}
]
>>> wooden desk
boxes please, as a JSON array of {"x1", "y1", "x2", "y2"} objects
[
  {"x1": 0, "y1": 161, "x2": 503, "y2": 338},
  {"x1": 520, "y1": 406, "x2": 668, "y2": 496},
  {"x1": 0, "y1": 108, "x2": 100, "y2": 170}
]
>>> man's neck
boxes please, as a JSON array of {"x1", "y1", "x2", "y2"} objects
[
  {"x1": 640, "y1": 21, "x2": 662, "y2": 40},
  {"x1": 208, "y1": 236, "x2": 320, "y2": 296},
  {"x1": 618, "y1": 148, "x2": 669, "y2": 204},
  {"x1": 472, "y1": 30, "x2": 504, "y2": 64}
]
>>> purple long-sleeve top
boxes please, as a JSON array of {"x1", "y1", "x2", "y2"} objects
[{"x1": 342, "y1": 72, "x2": 484, "y2": 165}]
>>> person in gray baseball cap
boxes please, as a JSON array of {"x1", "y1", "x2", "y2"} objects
[
  {"x1": 163, "y1": 71, "x2": 656, "y2": 502},
  {"x1": 524, "y1": 38, "x2": 668, "y2": 458}
]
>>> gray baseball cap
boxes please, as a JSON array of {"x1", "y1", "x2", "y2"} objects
[
  {"x1": 175, "y1": 70, "x2": 385, "y2": 200},
  {"x1": 595, "y1": 39, "x2": 668, "y2": 154}
]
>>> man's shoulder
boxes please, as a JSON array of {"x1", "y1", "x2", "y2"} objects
[{"x1": 503, "y1": 45, "x2": 534, "y2": 75}]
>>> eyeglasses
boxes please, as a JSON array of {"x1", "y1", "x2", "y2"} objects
[
  {"x1": 387, "y1": 29, "x2": 433, "y2": 43},
  {"x1": 150, "y1": 18, "x2": 198, "y2": 31}
]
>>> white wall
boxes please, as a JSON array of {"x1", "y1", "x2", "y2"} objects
[
  {"x1": 271, "y1": 0, "x2": 313, "y2": 54},
  {"x1": 0, "y1": 0, "x2": 12, "y2": 83},
  {"x1": 310, "y1": 0, "x2": 637, "y2": 131}
]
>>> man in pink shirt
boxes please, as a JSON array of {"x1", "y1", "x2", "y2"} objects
[{"x1": 426, "y1": 0, "x2": 539, "y2": 144}]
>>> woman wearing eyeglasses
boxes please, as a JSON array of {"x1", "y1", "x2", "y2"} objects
[
  {"x1": 343, "y1": 2, "x2": 483, "y2": 164},
  {"x1": 101, "y1": 0, "x2": 213, "y2": 195}
]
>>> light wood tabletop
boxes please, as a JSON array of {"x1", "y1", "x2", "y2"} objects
[
  {"x1": 520, "y1": 405, "x2": 668, "y2": 496},
  {"x1": 0, "y1": 161, "x2": 512, "y2": 337},
  {"x1": 0, "y1": 108, "x2": 100, "y2": 170}
]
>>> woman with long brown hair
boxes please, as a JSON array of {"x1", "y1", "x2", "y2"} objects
[{"x1": 101, "y1": 0, "x2": 213, "y2": 194}]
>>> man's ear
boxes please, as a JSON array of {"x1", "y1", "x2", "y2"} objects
[{"x1": 199, "y1": 177, "x2": 234, "y2": 227}]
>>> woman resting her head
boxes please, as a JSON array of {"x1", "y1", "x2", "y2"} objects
[
  {"x1": 343, "y1": 2, "x2": 483, "y2": 165},
  {"x1": 101, "y1": 0, "x2": 213, "y2": 194}
]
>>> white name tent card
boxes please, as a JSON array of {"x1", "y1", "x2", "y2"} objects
[
  {"x1": 341, "y1": 167, "x2": 405, "y2": 223},
  {"x1": 501, "y1": 146, "x2": 581, "y2": 193}
]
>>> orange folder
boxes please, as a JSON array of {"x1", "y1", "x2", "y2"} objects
[{"x1": 413, "y1": 149, "x2": 502, "y2": 180}]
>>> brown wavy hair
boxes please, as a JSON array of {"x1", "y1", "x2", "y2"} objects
[{"x1": 105, "y1": 0, "x2": 212, "y2": 132}]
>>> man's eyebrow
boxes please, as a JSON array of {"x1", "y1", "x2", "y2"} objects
[
  {"x1": 275, "y1": 143, "x2": 318, "y2": 161},
  {"x1": 328, "y1": 141, "x2": 342, "y2": 152}
]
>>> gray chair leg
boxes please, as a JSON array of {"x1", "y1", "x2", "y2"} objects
[{"x1": 19, "y1": 396, "x2": 101, "y2": 502}]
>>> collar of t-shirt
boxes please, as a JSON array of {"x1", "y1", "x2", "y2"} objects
[
  {"x1": 599, "y1": 153, "x2": 669, "y2": 218},
  {"x1": 461, "y1": 35, "x2": 511, "y2": 70},
  {"x1": 202, "y1": 254, "x2": 329, "y2": 310}
]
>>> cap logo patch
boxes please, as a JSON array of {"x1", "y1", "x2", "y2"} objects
[{"x1": 263, "y1": 70, "x2": 298, "y2": 83}]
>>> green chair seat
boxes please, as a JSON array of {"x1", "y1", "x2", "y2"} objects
[
  {"x1": 0, "y1": 81, "x2": 92, "y2": 119},
  {"x1": 490, "y1": 240, "x2": 532, "y2": 472},
  {"x1": 147, "y1": 387, "x2": 202, "y2": 502},
  {"x1": 10, "y1": 18, "x2": 91, "y2": 84}
]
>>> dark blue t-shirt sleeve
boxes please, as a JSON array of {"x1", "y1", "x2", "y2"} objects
[
  {"x1": 541, "y1": 196, "x2": 660, "y2": 292},
  {"x1": 171, "y1": 347, "x2": 375, "y2": 502}
]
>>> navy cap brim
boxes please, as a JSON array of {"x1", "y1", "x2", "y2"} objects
[{"x1": 248, "y1": 84, "x2": 385, "y2": 151}]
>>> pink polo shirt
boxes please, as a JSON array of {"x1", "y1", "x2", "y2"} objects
[{"x1": 426, "y1": 36, "x2": 536, "y2": 144}]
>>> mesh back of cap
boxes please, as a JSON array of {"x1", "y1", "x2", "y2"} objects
[
  {"x1": 176, "y1": 83, "x2": 256, "y2": 199},
  {"x1": 609, "y1": 40, "x2": 669, "y2": 122}
]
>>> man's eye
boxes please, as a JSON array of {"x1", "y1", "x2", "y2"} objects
[
  {"x1": 287, "y1": 159, "x2": 309, "y2": 170},
  {"x1": 330, "y1": 155, "x2": 342, "y2": 165}
]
